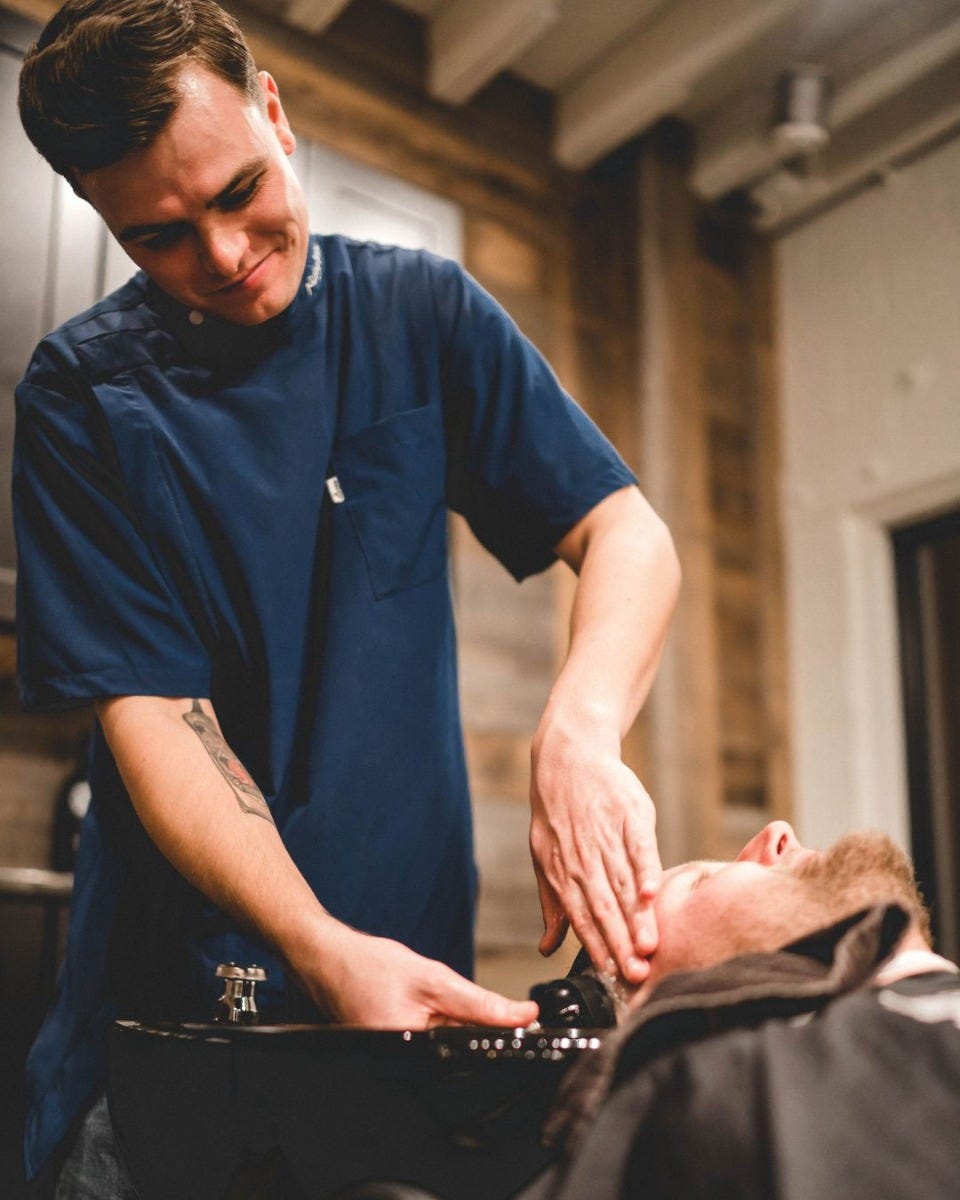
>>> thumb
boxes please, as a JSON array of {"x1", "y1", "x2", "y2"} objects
[{"x1": 442, "y1": 972, "x2": 539, "y2": 1028}]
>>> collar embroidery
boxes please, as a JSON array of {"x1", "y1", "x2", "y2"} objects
[{"x1": 305, "y1": 242, "x2": 323, "y2": 295}]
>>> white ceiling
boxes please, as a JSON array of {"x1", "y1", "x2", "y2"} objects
[{"x1": 258, "y1": 0, "x2": 960, "y2": 229}]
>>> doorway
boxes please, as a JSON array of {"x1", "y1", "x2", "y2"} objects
[{"x1": 893, "y1": 507, "x2": 960, "y2": 960}]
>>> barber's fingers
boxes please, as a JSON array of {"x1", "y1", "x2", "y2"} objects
[
  {"x1": 561, "y1": 864, "x2": 651, "y2": 984},
  {"x1": 532, "y1": 826, "x2": 651, "y2": 981},
  {"x1": 326, "y1": 933, "x2": 539, "y2": 1030},
  {"x1": 535, "y1": 861, "x2": 569, "y2": 956},
  {"x1": 601, "y1": 842, "x2": 649, "y2": 961},
  {"x1": 623, "y1": 816, "x2": 662, "y2": 955},
  {"x1": 429, "y1": 967, "x2": 539, "y2": 1029}
]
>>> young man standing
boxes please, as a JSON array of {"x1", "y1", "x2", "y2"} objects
[{"x1": 15, "y1": 0, "x2": 680, "y2": 1187}]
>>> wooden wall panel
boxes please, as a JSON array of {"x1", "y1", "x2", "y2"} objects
[
  {"x1": 638, "y1": 126, "x2": 791, "y2": 865},
  {"x1": 747, "y1": 239, "x2": 792, "y2": 825},
  {"x1": 636, "y1": 127, "x2": 723, "y2": 865}
]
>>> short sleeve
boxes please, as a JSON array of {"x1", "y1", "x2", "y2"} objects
[
  {"x1": 435, "y1": 261, "x2": 637, "y2": 581},
  {"x1": 13, "y1": 352, "x2": 210, "y2": 710}
]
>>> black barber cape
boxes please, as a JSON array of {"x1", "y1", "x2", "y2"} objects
[{"x1": 526, "y1": 906, "x2": 960, "y2": 1200}]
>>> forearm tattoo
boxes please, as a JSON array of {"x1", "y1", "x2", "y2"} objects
[{"x1": 182, "y1": 700, "x2": 274, "y2": 824}]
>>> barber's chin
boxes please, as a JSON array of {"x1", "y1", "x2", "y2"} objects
[{"x1": 210, "y1": 285, "x2": 291, "y2": 326}]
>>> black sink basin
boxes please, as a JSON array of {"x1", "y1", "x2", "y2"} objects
[{"x1": 109, "y1": 1020, "x2": 605, "y2": 1199}]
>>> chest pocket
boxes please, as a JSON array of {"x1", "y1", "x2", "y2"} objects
[{"x1": 333, "y1": 405, "x2": 448, "y2": 600}]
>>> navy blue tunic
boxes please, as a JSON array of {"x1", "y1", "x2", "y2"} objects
[{"x1": 13, "y1": 235, "x2": 636, "y2": 1177}]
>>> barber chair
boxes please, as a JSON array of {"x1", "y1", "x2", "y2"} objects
[{"x1": 109, "y1": 966, "x2": 614, "y2": 1200}]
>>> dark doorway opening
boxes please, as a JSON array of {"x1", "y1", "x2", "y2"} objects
[{"x1": 893, "y1": 506, "x2": 960, "y2": 961}]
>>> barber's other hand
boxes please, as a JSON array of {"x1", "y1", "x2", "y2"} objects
[
  {"x1": 530, "y1": 729, "x2": 661, "y2": 984},
  {"x1": 305, "y1": 928, "x2": 539, "y2": 1030}
]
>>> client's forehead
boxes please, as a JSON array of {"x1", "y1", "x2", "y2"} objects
[
  {"x1": 655, "y1": 857, "x2": 790, "y2": 921},
  {"x1": 656, "y1": 860, "x2": 727, "y2": 911},
  {"x1": 661, "y1": 859, "x2": 724, "y2": 890}
]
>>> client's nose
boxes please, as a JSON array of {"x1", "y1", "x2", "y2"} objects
[{"x1": 736, "y1": 821, "x2": 804, "y2": 865}]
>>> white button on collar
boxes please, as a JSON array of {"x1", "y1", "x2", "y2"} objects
[{"x1": 188, "y1": 309, "x2": 205, "y2": 326}]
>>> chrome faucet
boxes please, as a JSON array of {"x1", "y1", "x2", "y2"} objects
[{"x1": 214, "y1": 962, "x2": 267, "y2": 1025}]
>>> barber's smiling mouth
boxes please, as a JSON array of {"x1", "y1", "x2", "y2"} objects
[{"x1": 212, "y1": 251, "x2": 275, "y2": 295}]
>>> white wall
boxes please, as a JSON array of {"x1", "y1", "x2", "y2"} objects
[{"x1": 777, "y1": 134, "x2": 960, "y2": 849}]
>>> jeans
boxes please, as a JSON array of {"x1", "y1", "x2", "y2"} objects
[{"x1": 54, "y1": 1097, "x2": 138, "y2": 1200}]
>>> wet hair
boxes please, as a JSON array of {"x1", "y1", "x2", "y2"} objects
[{"x1": 18, "y1": 0, "x2": 262, "y2": 182}]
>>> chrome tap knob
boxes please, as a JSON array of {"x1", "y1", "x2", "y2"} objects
[{"x1": 214, "y1": 962, "x2": 267, "y2": 1025}]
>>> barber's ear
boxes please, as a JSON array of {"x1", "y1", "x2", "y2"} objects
[{"x1": 258, "y1": 70, "x2": 297, "y2": 156}]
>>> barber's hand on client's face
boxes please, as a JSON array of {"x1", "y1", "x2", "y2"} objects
[
  {"x1": 530, "y1": 742, "x2": 662, "y2": 986},
  {"x1": 306, "y1": 927, "x2": 539, "y2": 1030}
]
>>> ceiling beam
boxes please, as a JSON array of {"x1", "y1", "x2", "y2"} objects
[
  {"x1": 554, "y1": 0, "x2": 801, "y2": 171},
  {"x1": 284, "y1": 0, "x2": 353, "y2": 36},
  {"x1": 750, "y1": 53, "x2": 960, "y2": 231},
  {"x1": 694, "y1": 14, "x2": 960, "y2": 200},
  {"x1": 428, "y1": 0, "x2": 561, "y2": 105}
]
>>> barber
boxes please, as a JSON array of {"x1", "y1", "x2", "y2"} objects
[{"x1": 14, "y1": 0, "x2": 680, "y2": 1186}]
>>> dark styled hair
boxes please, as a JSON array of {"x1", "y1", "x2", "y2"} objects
[{"x1": 18, "y1": 0, "x2": 262, "y2": 181}]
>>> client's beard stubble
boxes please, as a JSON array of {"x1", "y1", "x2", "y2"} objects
[
  {"x1": 619, "y1": 831, "x2": 932, "y2": 1018},
  {"x1": 793, "y1": 830, "x2": 932, "y2": 946}
]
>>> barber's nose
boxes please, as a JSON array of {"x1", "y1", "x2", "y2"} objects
[
  {"x1": 198, "y1": 222, "x2": 247, "y2": 278},
  {"x1": 736, "y1": 821, "x2": 804, "y2": 865}
]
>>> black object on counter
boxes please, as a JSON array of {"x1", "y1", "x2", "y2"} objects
[{"x1": 528, "y1": 975, "x2": 616, "y2": 1029}]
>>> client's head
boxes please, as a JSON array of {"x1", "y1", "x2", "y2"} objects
[{"x1": 635, "y1": 821, "x2": 930, "y2": 1002}]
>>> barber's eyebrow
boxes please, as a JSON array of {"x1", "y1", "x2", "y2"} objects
[{"x1": 118, "y1": 156, "x2": 269, "y2": 242}]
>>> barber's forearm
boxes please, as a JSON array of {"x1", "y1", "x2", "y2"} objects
[
  {"x1": 95, "y1": 694, "x2": 539, "y2": 1030},
  {"x1": 95, "y1": 694, "x2": 341, "y2": 995},
  {"x1": 528, "y1": 487, "x2": 679, "y2": 975},
  {"x1": 537, "y1": 487, "x2": 680, "y2": 751}
]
